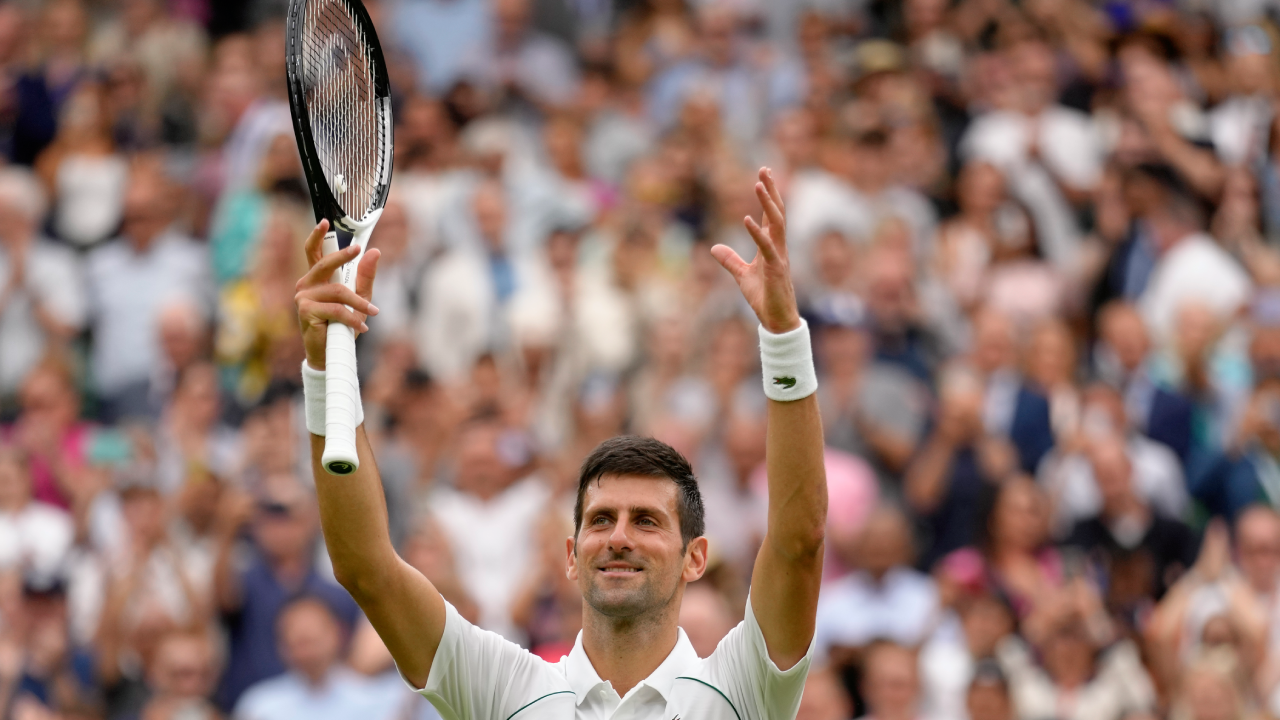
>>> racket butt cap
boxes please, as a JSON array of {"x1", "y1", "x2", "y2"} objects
[{"x1": 324, "y1": 459, "x2": 359, "y2": 475}]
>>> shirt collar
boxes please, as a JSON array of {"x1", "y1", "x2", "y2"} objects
[{"x1": 565, "y1": 627, "x2": 701, "y2": 706}]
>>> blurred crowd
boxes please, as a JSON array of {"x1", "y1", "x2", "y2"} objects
[{"x1": 16, "y1": 0, "x2": 1280, "y2": 719}]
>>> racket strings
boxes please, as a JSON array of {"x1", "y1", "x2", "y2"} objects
[{"x1": 298, "y1": 0, "x2": 387, "y2": 221}]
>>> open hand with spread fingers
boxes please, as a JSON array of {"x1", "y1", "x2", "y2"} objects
[
  {"x1": 710, "y1": 167, "x2": 801, "y2": 334},
  {"x1": 294, "y1": 219, "x2": 382, "y2": 371}
]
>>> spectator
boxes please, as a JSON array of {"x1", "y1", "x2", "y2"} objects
[
  {"x1": 969, "y1": 306, "x2": 1055, "y2": 475},
  {"x1": 34, "y1": 80, "x2": 128, "y2": 248},
  {"x1": 456, "y1": 0, "x2": 580, "y2": 111},
  {"x1": 797, "y1": 665, "x2": 855, "y2": 720},
  {"x1": 1147, "y1": 519, "x2": 1269, "y2": 694},
  {"x1": 424, "y1": 413, "x2": 549, "y2": 642},
  {"x1": 814, "y1": 506, "x2": 939, "y2": 662},
  {"x1": 11, "y1": 0, "x2": 90, "y2": 165},
  {"x1": 153, "y1": 362, "x2": 242, "y2": 495},
  {"x1": 0, "y1": 447, "x2": 73, "y2": 582},
  {"x1": 677, "y1": 583, "x2": 737, "y2": 659},
  {"x1": 390, "y1": 0, "x2": 490, "y2": 95},
  {"x1": 1137, "y1": 172, "x2": 1252, "y2": 350},
  {"x1": 1, "y1": 569, "x2": 96, "y2": 717},
  {"x1": 1038, "y1": 383, "x2": 1188, "y2": 533},
  {"x1": 126, "y1": 628, "x2": 221, "y2": 720},
  {"x1": 906, "y1": 364, "x2": 1018, "y2": 565},
  {"x1": 919, "y1": 594, "x2": 1016, "y2": 720},
  {"x1": 6, "y1": 359, "x2": 97, "y2": 512},
  {"x1": 0, "y1": 168, "x2": 85, "y2": 400},
  {"x1": 212, "y1": 476, "x2": 358, "y2": 711},
  {"x1": 813, "y1": 303, "x2": 929, "y2": 481},
  {"x1": 85, "y1": 160, "x2": 211, "y2": 422},
  {"x1": 93, "y1": 470, "x2": 212, "y2": 719},
  {"x1": 232, "y1": 596, "x2": 399, "y2": 720},
  {"x1": 998, "y1": 609, "x2": 1156, "y2": 720},
  {"x1": 961, "y1": 37, "x2": 1101, "y2": 271},
  {"x1": 415, "y1": 179, "x2": 551, "y2": 380},
  {"x1": 1065, "y1": 435, "x2": 1199, "y2": 605},
  {"x1": 938, "y1": 478, "x2": 1063, "y2": 626},
  {"x1": 965, "y1": 660, "x2": 1013, "y2": 720},
  {"x1": 857, "y1": 642, "x2": 922, "y2": 720},
  {"x1": 216, "y1": 200, "x2": 309, "y2": 406},
  {"x1": 1096, "y1": 301, "x2": 1196, "y2": 461}
]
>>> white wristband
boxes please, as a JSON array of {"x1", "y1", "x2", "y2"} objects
[
  {"x1": 759, "y1": 320, "x2": 818, "y2": 402},
  {"x1": 301, "y1": 361, "x2": 363, "y2": 436}
]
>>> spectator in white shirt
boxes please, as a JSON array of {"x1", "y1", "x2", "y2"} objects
[
  {"x1": 961, "y1": 38, "x2": 1101, "y2": 271},
  {"x1": 233, "y1": 596, "x2": 401, "y2": 720},
  {"x1": 815, "y1": 506, "x2": 939, "y2": 663},
  {"x1": 0, "y1": 167, "x2": 86, "y2": 399},
  {"x1": 1038, "y1": 383, "x2": 1188, "y2": 534},
  {"x1": 1137, "y1": 176, "x2": 1252, "y2": 348},
  {"x1": 426, "y1": 413, "x2": 550, "y2": 643},
  {"x1": 85, "y1": 160, "x2": 212, "y2": 422}
]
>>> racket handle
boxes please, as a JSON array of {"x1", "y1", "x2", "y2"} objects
[{"x1": 321, "y1": 320, "x2": 361, "y2": 475}]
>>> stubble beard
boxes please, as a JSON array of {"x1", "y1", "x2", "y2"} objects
[{"x1": 581, "y1": 553, "x2": 680, "y2": 622}]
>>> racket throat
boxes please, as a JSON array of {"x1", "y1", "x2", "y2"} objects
[{"x1": 334, "y1": 226, "x2": 355, "y2": 250}]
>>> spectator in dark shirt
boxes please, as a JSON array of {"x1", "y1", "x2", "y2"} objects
[
  {"x1": 907, "y1": 365, "x2": 1020, "y2": 568},
  {"x1": 212, "y1": 474, "x2": 358, "y2": 712},
  {"x1": 1095, "y1": 301, "x2": 1195, "y2": 462},
  {"x1": 1067, "y1": 434, "x2": 1198, "y2": 606}
]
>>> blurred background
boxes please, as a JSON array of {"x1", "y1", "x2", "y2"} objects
[{"x1": 9, "y1": 0, "x2": 1280, "y2": 719}]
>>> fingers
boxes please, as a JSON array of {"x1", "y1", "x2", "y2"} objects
[
  {"x1": 299, "y1": 284, "x2": 379, "y2": 317},
  {"x1": 710, "y1": 243, "x2": 750, "y2": 280},
  {"x1": 354, "y1": 248, "x2": 381, "y2": 302},
  {"x1": 755, "y1": 180, "x2": 786, "y2": 239},
  {"x1": 298, "y1": 299, "x2": 369, "y2": 334},
  {"x1": 298, "y1": 243, "x2": 360, "y2": 290},
  {"x1": 744, "y1": 215, "x2": 779, "y2": 263},
  {"x1": 759, "y1": 166, "x2": 785, "y2": 212},
  {"x1": 304, "y1": 220, "x2": 330, "y2": 268}
]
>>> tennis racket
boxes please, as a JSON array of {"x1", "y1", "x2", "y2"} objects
[{"x1": 285, "y1": 0, "x2": 393, "y2": 475}]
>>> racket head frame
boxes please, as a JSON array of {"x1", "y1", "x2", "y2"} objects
[{"x1": 284, "y1": 0, "x2": 394, "y2": 231}]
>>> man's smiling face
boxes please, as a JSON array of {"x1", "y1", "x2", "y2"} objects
[{"x1": 568, "y1": 475, "x2": 706, "y2": 619}]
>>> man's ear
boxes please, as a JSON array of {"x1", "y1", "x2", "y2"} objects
[
  {"x1": 566, "y1": 536, "x2": 578, "y2": 582},
  {"x1": 682, "y1": 536, "x2": 709, "y2": 583}
]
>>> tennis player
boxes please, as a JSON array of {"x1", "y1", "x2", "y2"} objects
[{"x1": 293, "y1": 167, "x2": 827, "y2": 719}]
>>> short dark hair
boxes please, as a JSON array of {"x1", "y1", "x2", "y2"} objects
[{"x1": 573, "y1": 436, "x2": 705, "y2": 549}]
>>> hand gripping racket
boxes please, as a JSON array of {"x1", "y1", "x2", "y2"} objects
[{"x1": 285, "y1": 0, "x2": 393, "y2": 474}]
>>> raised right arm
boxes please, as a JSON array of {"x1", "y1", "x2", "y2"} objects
[{"x1": 296, "y1": 221, "x2": 445, "y2": 688}]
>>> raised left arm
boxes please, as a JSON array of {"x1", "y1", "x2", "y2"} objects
[{"x1": 711, "y1": 167, "x2": 827, "y2": 670}]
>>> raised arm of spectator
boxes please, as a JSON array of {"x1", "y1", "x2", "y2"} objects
[
  {"x1": 294, "y1": 221, "x2": 446, "y2": 689},
  {"x1": 711, "y1": 168, "x2": 827, "y2": 670}
]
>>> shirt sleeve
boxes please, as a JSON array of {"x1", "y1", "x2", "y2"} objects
[
  {"x1": 398, "y1": 601, "x2": 572, "y2": 720},
  {"x1": 703, "y1": 595, "x2": 815, "y2": 720}
]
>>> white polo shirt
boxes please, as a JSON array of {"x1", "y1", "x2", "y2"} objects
[{"x1": 402, "y1": 596, "x2": 813, "y2": 720}]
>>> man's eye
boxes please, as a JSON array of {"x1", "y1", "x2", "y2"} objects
[
  {"x1": 637, "y1": 517, "x2": 656, "y2": 526},
  {"x1": 592, "y1": 516, "x2": 610, "y2": 525}
]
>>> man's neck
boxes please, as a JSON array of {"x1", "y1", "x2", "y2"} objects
[
  {"x1": 129, "y1": 228, "x2": 164, "y2": 253},
  {"x1": 580, "y1": 604, "x2": 680, "y2": 697}
]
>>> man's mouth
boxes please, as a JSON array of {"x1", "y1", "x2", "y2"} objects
[{"x1": 598, "y1": 563, "x2": 642, "y2": 576}]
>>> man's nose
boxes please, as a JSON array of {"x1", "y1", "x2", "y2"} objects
[{"x1": 607, "y1": 516, "x2": 634, "y2": 552}]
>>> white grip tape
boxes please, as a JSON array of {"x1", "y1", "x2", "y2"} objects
[
  {"x1": 302, "y1": 360, "x2": 363, "y2": 437},
  {"x1": 321, "y1": 320, "x2": 361, "y2": 474},
  {"x1": 759, "y1": 319, "x2": 818, "y2": 402}
]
